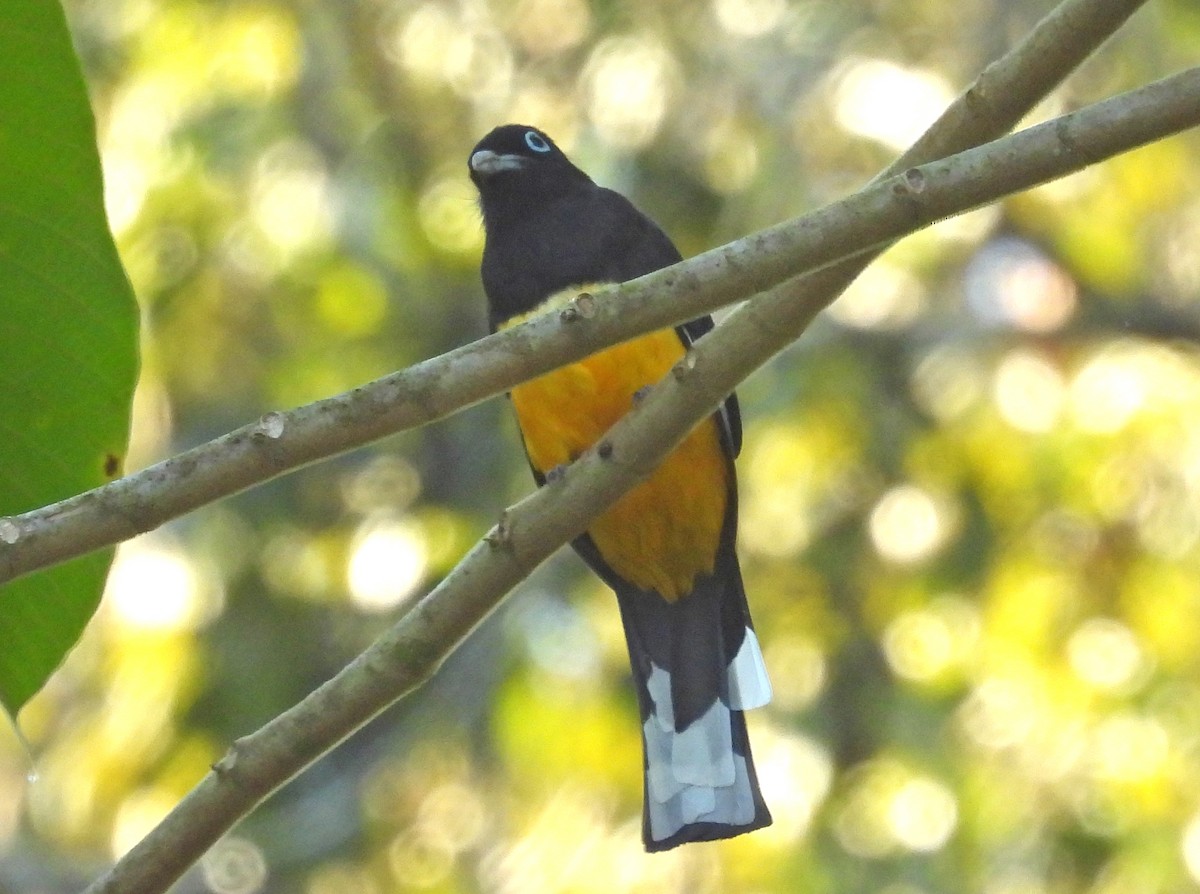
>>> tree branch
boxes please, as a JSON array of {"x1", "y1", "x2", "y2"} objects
[
  {"x1": 80, "y1": 54, "x2": 1198, "y2": 894},
  {"x1": 0, "y1": 0, "x2": 1156, "y2": 587}
]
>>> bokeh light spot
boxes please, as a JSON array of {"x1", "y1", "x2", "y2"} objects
[
  {"x1": 393, "y1": 3, "x2": 458, "y2": 82},
  {"x1": 754, "y1": 727, "x2": 833, "y2": 842},
  {"x1": 713, "y1": 0, "x2": 787, "y2": 37},
  {"x1": 959, "y1": 676, "x2": 1038, "y2": 750},
  {"x1": 833, "y1": 760, "x2": 902, "y2": 857},
  {"x1": 868, "y1": 484, "x2": 949, "y2": 564},
  {"x1": 201, "y1": 835, "x2": 269, "y2": 894},
  {"x1": 419, "y1": 173, "x2": 486, "y2": 255},
  {"x1": 1069, "y1": 345, "x2": 1148, "y2": 433},
  {"x1": 347, "y1": 516, "x2": 428, "y2": 612},
  {"x1": 509, "y1": 590, "x2": 601, "y2": 681},
  {"x1": 887, "y1": 777, "x2": 958, "y2": 852},
  {"x1": 833, "y1": 59, "x2": 954, "y2": 151},
  {"x1": 993, "y1": 349, "x2": 1065, "y2": 433},
  {"x1": 111, "y1": 787, "x2": 178, "y2": 860},
  {"x1": 1090, "y1": 713, "x2": 1168, "y2": 781},
  {"x1": 387, "y1": 830, "x2": 453, "y2": 888},
  {"x1": 583, "y1": 37, "x2": 677, "y2": 148},
  {"x1": 444, "y1": 28, "x2": 513, "y2": 103},
  {"x1": 835, "y1": 762, "x2": 958, "y2": 857},
  {"x1": 506, "y1": 0, "x2": 591, "y2": 55},
  {"x1": 884, "y1": 597, "x2": 981, "y2": 684},
  {"x1": 261, "y1": 528, "x2": 339, "y2": 601},
  {"x1": 1067, "y1": 618, "x2": 1148, "y2": 692},
  {"x1": 105, "y1": 535, "x2": 220, "y2": 632},
  {"x1": 702, "y1": 119, "x2": 760, "y2": 194},
  {"x1": 741, "y1": 423, "x2": 817, "y2": 557},
  {"x1": 1137, "y1": 486, "x2": 1200, "y2": 559},
  {"x1": 829, "y1": 261, "x2": 925, "y2": 329},
  {"x1": 1182, "y1": 812, "x2": 1200, "y2": 884},
  {"x1": 414, "y1": 782, "x2": 487, "y2": 855},
  {"x1": 103, "y1": 150, "x2": 154, "y2": 236},
  {"x1": 764, "y1": 636, "x2": 826, "y2": 710},
  {"x1": 208, "y1": 5, "x2": 300, "y2": 100},
  {"x1": 340, "y1": 455, "x2": 422, "y2": 516},
  {"x1": 911, "y1": 346, "x2": 986, "y2": 421},
  {"x1": 965, "y1": 238, "x2": 1078, "y2": 332},
  {"x1": 250, "y1": 141, "x2": 331, "y2": 256}
]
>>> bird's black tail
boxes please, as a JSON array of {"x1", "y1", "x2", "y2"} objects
[{"x1": 613, "y1": 557, "x2": 772, "y2": 851}]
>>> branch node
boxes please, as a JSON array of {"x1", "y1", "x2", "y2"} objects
[
  {"x1": 672, "y1": 351, "x2": 699, "y2": 380},
  {"x1": 253, "y1": 411, "x2": 286, "y2": 441},
  {"x1": 485, "y1": 510, "x2": 514, "y2": 549},
  {"x1": 597, "y1": 440, "x2": 614, "y2": 460},
  {"x1": 212, "y1": 739, "x2": 245, "y2": 776},
  {"x1": 1055, "y1": 114, "x2": 1097, "y2": 165},
  {"x1": 897, "y1": 167, "x2": 927, "y2": 195},
  {"x1": 560, "y1": 292, "x2": 596, "y2": 323},
  {"x1": 0, "y1": 517, "x2": 21, "y2": 545},
  {"x1": 963, "y1": 81, "x2": 988, "y2": 113}
]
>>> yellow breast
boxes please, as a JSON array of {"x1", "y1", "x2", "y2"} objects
[{"x1": 500, "y1": 289, "x2": 729, "y2": 601}]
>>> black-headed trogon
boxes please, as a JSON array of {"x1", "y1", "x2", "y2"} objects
[{"x1": 469, "y1": 124, "x2": 772, "y2": 851}]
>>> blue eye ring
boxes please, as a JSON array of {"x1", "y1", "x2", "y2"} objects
[{"x1": 524, "y1": 131, "x2": 551, "y2": 153}]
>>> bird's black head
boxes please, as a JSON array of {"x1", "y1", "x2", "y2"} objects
[{"x1": 468, "y1": 124, "x2": 591, "y2": 211}]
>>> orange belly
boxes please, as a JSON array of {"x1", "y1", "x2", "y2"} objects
[{"x1": 504, "y1": 305, "x2": 729, "y2": 601}]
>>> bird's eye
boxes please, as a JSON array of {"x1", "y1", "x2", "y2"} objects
[{"x1": 524, "y1": 131, "x2": 551, "y2": 153}]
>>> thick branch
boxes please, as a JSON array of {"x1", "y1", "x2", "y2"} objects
[
  {"x1": 81, "y1": 57, "x2": 1198, "y2": 894},
  {"x1": 0, "y1": 0, "x2": 1157, "y2": 587}
]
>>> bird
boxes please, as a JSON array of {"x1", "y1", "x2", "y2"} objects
[{"x1": 469, "y1": 124, "x2": 772, "y2": 851}]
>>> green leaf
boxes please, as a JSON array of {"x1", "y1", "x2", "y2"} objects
[{"x1": 0, "y1": 2, "x2": 139, "y2": 717}]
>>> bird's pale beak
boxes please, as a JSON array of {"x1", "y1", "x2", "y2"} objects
[{"x1": 470, "y1": 150, "x2": 525, "y2": 176}]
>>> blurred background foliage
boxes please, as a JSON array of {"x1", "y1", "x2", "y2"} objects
[{"x1": 3, "y1": 0, "x2": 1200, "y2": 891}]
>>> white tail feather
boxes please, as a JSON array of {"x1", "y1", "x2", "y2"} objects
[
  {"x1": 728, "y1": 628, "x2": 772, "y2": 710},
  {"x1": 641, "y1": 636, "x2": 769, "y2": 843}
]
